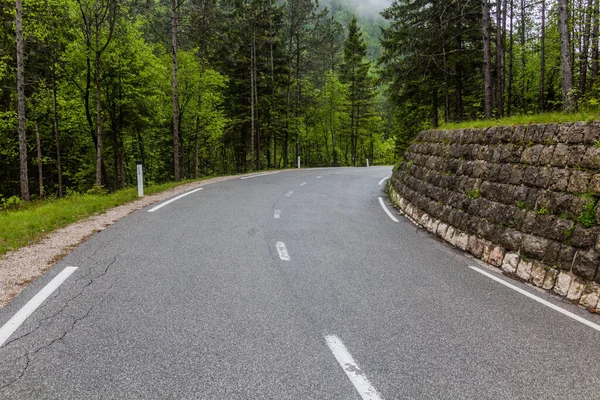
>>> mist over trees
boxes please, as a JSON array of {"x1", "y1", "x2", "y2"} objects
[
  {"x1": 380, "y1": 0, "x2": 600, "y2": 156},
  {"x1": 0, "y1": 0, "x2": 395, "y2": 202}
]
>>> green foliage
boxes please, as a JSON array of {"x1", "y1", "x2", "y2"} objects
[
  {"x1": 537, "y1": 207, "x2": 550, "y2": 215},
  {"x1": 516, "y1": 201, "x2": 527, "y2": 209},
  {"x1": 578, "y1": 195, "x2": 598, "y2": 228},
  {"x1": 467, "y1": 188, "x2": 480, "y2": 200},
  {"x1": 0, "y1": 195, "x2": 21, "y2": 210}
]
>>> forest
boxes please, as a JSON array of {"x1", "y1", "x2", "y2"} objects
[
  {"x1": 2, "y1": 0, "x2": 598, "y2": 203},
  {"x1": 1, "y1": 0, "x2": 395, "y2": 202},
  {"x1": 380, "y1": 0, "x2": 600, "y2": 155}
]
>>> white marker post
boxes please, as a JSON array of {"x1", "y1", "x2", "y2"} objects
[
  {"x1": 366, "y1": 158, "x2": 369, "y2": 167},
  {"x1": 136, "y1": 160, "x2": 144, "y2": 197},
  {"x1": 297, "y1": 156, "x2": 301, "y2": 169}
]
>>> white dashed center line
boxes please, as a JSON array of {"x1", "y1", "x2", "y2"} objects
[
  {"x1": 275, "y1": 242, "x2": 290, "y2": 261},
  {"x1": 325, "y1": 335, "x2": 384, "y2": 400},
  {"x1": 300, "y1": 182, "x2": 307, "y2": 186},
  {"x1": 378, "y1": 197, "x2": 399, "y2": 222},
  {"x1": 378, "y1": 176, "x2": 390, "y2": 186},
  {"x1": 274, "y1": 210, "x2": 281, "y2": 219},
  {"x1": 148, "y1": 188, "x2": 203, "y2": 212},
  {"x1": 335, "y1": 172, "x2": 342, "y2": 175},
  {"x1": 0, "y1": 266, "x2": 78, "y2": 347},
  {"x1": 285, "y1": 191, "x2": 293, "y2": 197},
  {"x1": 316, "y1": 176, "x2": 322, "y2": 179}
]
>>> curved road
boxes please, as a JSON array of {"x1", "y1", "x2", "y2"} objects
[{"x1": 1, "y1": 167, "x2": 600, "y2": 399}]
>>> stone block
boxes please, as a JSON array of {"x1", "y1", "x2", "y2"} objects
[
  {"x1": 488, "y1": 246, "x2": 505, "y2": 267},
  {"x1": 454, "y1": 231, "x2": 469, "y2": 251},
  {"x1": 579, "y1": 283, "x2": 600, "y2": 309},
  {"x1": 554, "y1": 271, "x2": 573, "y2": 297},
  {"x1": 571, "y1": 226, "x2": 599, "y2": 248},
  {"x1": 566, "y1": 277, "x2": 585, "y2": 301},
  {"x1": 543, "y1": 268, "x2": 559, "y2": 290},
  {"x1": 516, "y1": 259, "x2": 533, "y2": 281},
  {"x1": 502, "y1": 252, "x2": 520, "y2": 274},
  {"x1": 521, "y1": 234, "x2": 550, "y2": 259},
  {"x1": 566, "y1": 145, "x2": 586, "y2": 167},
  {"x1": 512, "y1": 125, "x2": 527, "y2": 143},
  {"x1": 557, "y1": 245, "x2": 577, "y2": 271},
  {"x1": 555, "y1": 123, "x2": 573, "y2": 143},
  {"x1": 538, "y1": 146, "x2": 555, "y2": 165},
  {"x1": 550, "y1": 168, "x2": 570, "y2": 191},
  {"x1": 589, "y1": 174, "x2": 600, "y2": 194},
  {"x1": 567, "y1": 170, "x2": 589, "y2": 193},
  {"x1": 583, "y1": 121, "x2": 600, "y2": 144},
  {"x1": 542, "y1": 240, "x2": 562, "y2": 265},
  {"x1": 445, "y1": 226, "x2": 455, "y2": 242},
  {"x1": 581, "y1": 147, "x2": 600, "y2": 169},
  {"x1": 550, "y1": 143, "x2": 569, "y2": 167},
  {"x1": 467, "y1": 236, "x2": 485, "y2": 258},
  {"x1": 572, "y1": 249, "x2": 600, "y2": 281},
  {"x1": 481, "y1": 241, "x2": 494, "y2": 263},
  {"x1": 531, "y1": 261, "x2": 547, "y2": 287},
  {"x1": 499, "y1": 229, "x2": 523, "y2": 250},
  {"x1": 566, "y1": 122, "x2": 586, "y2": 144}
]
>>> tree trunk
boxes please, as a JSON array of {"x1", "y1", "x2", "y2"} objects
[
  {"x1": 591, "y1": 0, "x2": 599, "y2": 88},
  {"x1": 508, "y1": 0, "x2": 514, "y2": 116},
  {"x1": 250, "y1": 28, "x2": 256, "y2": 171},
  {"x1": 496, "y1": 0, "x2": 505, "y2": 116},
  {"x1": 52, "y1": 60, "x2": 63, "y2": 198},
  {"x1": 35, "y1": 122, "x2": 43, "y2": 199},
  {"x1": 540, "y1": 0, "x2": 546, "y2": 110},
  {"x1": 482, "y1": 0, "x2": 493, "y2": 119},
  {"x1": 94, "y1": 50, "x2": 103, "y2": 187},
  {"x1": 16, "y1": 0, "x2": 29, "y2": 201},
  {"x1": 432, "y1": 88, "x2": 439, "y2": 128},
  {"x1": 559, "y1": 0, "x2": 576, "y2": 110},
  {"x1": 171, "y1": 0, "x2": 181, "y2": 180},
  {"x1": 580, "y1": 0, "x2": 594, "y2": 98}
]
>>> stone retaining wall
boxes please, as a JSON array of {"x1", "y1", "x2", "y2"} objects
[{"x1": 389, "y1": 122, "x2": 600, "y2": 310}]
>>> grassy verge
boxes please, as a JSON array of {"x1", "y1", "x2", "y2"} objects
[
  {"x1": 0, "y1": 176, "x2": 216, "y2": 256},
  {"x1": 438, "y1": 110, "x2": 600, "y2": 130}
]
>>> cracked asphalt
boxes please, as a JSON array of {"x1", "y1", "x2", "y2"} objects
[{"x1": 1, "y1": 166, "x2": 600, "y2": 399}]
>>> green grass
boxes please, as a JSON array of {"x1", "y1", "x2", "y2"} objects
[
  {"x1": 0, "y1": 176, "x2": 216, "y2": 256},
  {"x1": 438, "y1": 110, "x2": 600, "y2": 130}
]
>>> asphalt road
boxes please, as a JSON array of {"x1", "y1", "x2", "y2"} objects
[{"x1": 1, "y1": 166, "x2": 600, "y2": 399}]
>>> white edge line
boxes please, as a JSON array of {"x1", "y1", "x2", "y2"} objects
[
  {"x1": 469, "y1": 266, "x2": 600, "y2": 333},
  {"x1": 0, "y1": 266, "x2": 78, "y2": 347},
  {"x1": 240, "y1": 171, "x2": 280, "y2": 180},
  {"x1": 148, "y1": 188, "x2": 203, "y2": 212},
  {"x1": 325, "y1": 335, "x2": 383, "y2": 400},
  {"x1": 378, "y1": 197, "x2": 399, "y2": 222},
  {"x1": 378, "y1": 176, "x2": 390, "y2": 186}
]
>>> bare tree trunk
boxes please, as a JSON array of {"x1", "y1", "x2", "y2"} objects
[
  {"x1": 559, "y1": 0, "x2": 576, "y2": 110},
  {"x1": 482, "y1": 0, "x2": 493, "y2": 118},
  {"x1": 580, "y1": 0, "x2": 594, "y2": 98},
  {"x1": 591, "y1": 0, "x2": 599, "y2": 88},
  {"x1": 52, "y1": 59, "x2": 63, "y2": 198},
  {"x1": 508, "y1": 0, "x2": 514, "y2": 116},
  {"x1": 171, "y1": 0, "x2": 181, "y2": 180},
  {"x1": 16, "y1": 0, "x2": 29, "y2": 201},
  {"x1": 540, "y1": 0, "x2": 546, "y2": 110},
  {"x1": 254, "y1": 33, "x2": 260, "y2": 171},
  {"x1": 35, "y1": 122, "x2": 43, "y2": 199},
  {"x1": 496, "y1": 0, "x2": 506, "y2": 116},
  {"x1": 250, "y1": 28, "x2": 256, "y2": 171},
  {"x1": 519, "y1": 0, "x2": 526, "y2": 112},
  {"x1": 94, "y1": 50, "x2": 104, "y2": 187}
]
